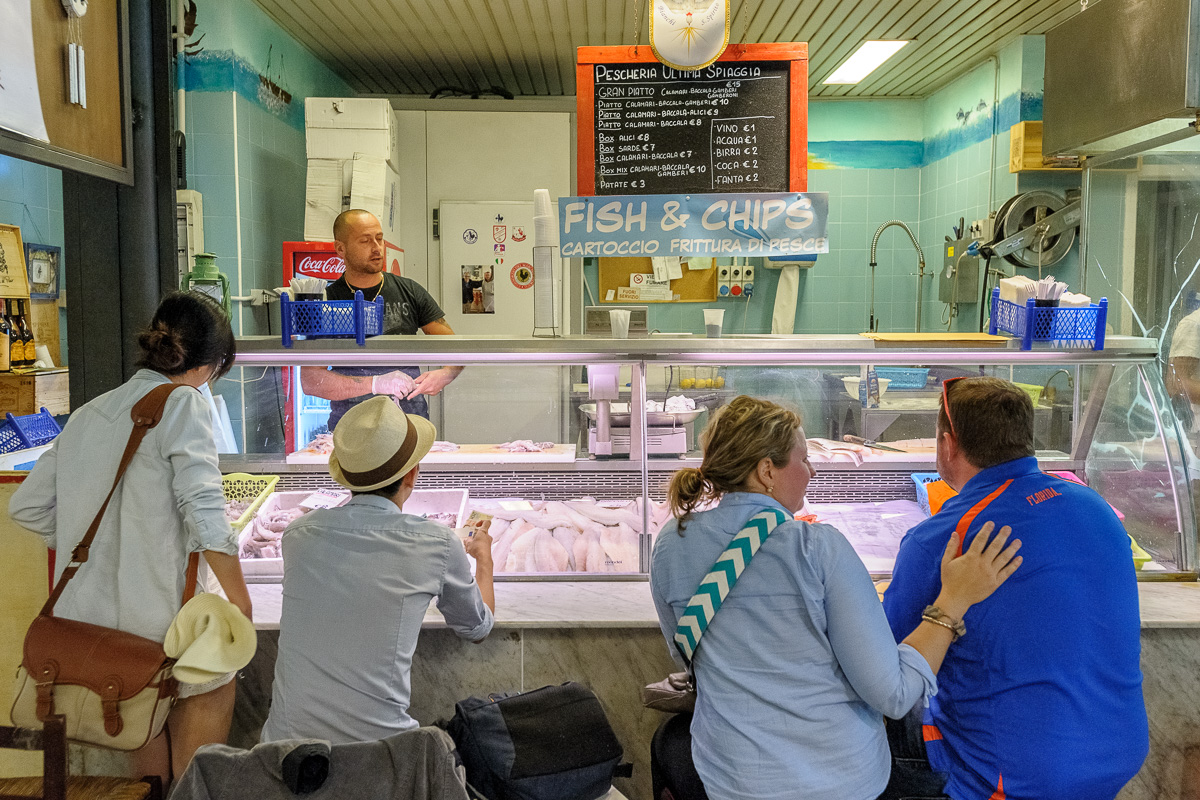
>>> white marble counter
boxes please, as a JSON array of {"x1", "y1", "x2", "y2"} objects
[{"x1": 248, "y1": 580, "x2": 1200, "y2": 631}]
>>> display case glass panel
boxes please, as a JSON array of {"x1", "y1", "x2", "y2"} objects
[{"x1": 220, "y1": 336, "x2": 1193, "y2": 581}]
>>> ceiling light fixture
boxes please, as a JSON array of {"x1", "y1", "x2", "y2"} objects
[{"x1": 823, "y1": 40, "x2": 909, "y2": 84}]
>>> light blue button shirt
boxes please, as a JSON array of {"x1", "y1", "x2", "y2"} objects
[
  {"x1": 262, "y1": 494, "x2": 493, "y2": 744},
  {"x1": 9, "y1": 369, "x2": 236, "y2": 641},
  {"x1": 650, "y1": 492, "x2": 936, "y2": 800}
]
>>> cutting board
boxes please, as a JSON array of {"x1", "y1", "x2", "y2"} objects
[
  {"x1": 286, "y1": 443, "x2": 578, "y2": 465},
  {"x1": 861, "y1": 332, "x2": 1008, "y2": 347}
]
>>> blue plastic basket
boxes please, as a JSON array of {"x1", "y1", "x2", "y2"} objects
[
  {"x1": 988, "y1": 288, "x2": 1107, "y2": 350},
  {"x1": 280, "y1": 291, "x2": 385, "y2": 347},
  {"x1": 0, "y1": 407, "x2": 62, "y2": 454},
  {"x1": 873, "y1": 367, "x2": 930, "y2": 390},
  {"x1": 911, "y1": 472, "x2": 942, "y2": 516}
]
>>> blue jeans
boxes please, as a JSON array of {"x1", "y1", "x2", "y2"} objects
[{"x1": 878, "y1": 703, "x2": 950, "y2": 800}]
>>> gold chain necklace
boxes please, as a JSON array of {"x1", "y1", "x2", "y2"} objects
[{"x1": 350, "y1": 276, "x2": 385, "y2": 302}]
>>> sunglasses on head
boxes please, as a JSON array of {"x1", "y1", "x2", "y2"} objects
[{"x1": 941, "y1": 376, "x2": 966, "y2": 438}]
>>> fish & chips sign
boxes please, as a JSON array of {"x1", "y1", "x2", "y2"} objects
[{"x1": 558, "y1": 192, "x2": 828, "y2": 258}]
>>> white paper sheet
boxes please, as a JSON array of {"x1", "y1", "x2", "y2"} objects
[{"x1": 0, "y1": 2, "x2": 49, "y2": 142}]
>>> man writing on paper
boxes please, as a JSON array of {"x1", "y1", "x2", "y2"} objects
[{"x1": 301, "y1": 209, "x2": 462, "y2": 427}]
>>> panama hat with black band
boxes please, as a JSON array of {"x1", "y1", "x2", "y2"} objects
[{"x1": 329, "y1": 396, "x2": 436, "y2": 492}]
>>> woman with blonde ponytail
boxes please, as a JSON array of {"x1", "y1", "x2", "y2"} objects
[
  {"x1": 10, "y1": 292, "x2": 252, "y2": 789},
  {"x1": 650, "y1": 396, "x2": 1022, "y2": 800}
]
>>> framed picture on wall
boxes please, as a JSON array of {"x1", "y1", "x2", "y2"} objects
[{"x1": 25, "y1": 243, "x2": 60, "y2": 300}]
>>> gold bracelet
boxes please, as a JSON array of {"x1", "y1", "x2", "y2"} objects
[{"x1": 921, "y1": 604, "x2": 966, "y2": 641}]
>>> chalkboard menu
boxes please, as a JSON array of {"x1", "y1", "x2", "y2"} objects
[
  {"x1": 577, "y1": 43, "x2": 807, "y2": 196},
  {"x1": 592, "y1": 61, "x2": 789, "y2": 195}
]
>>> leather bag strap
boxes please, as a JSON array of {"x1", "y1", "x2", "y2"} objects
[{"x1": 41, "y1": 383, "x2": 200, "y2": 616}]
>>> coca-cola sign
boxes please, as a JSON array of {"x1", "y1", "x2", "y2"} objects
[{"x1": 294, "y1": 254, "x2": 345, "y2": 280}]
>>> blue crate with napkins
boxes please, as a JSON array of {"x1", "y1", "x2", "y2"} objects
[
  {"x1": 988, "y1": 288, "x2": 1107, "y2": 350},
  {"x1": 280, "y1": 290, "x2": 385, "y2": 347}
]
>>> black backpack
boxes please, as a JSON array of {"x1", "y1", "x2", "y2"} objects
[{"x1": 447, "y1": 682, "x2": 629, "y2": 800}]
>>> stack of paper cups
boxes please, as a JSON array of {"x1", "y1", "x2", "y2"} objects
[
  {"x1": 533, "y1": 216, "x2": 556, "y2": 248},
  {"x1": 533, "y1": 189, "x2": 556, "y2": 248}
]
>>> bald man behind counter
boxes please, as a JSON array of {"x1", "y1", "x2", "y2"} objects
[{"x1": 300, "y1": 209, "x2": 463, "y2": 429}]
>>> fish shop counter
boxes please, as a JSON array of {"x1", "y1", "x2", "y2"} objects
[{"x1": 233, "y1": 582, "x2": 1200, "y2": 800}]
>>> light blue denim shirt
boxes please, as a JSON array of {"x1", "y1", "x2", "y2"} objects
[
  {"x1": 650, "y1": 492, "x2": 936, "y2": 800},
  {"x1": 10, "y1": 369, "x2": 236, "y2": 641},
  {"x1": 262, "y1": 495, "x2": 493, "y2": 744}
]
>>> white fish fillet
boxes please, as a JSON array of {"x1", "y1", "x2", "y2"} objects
[
  {"x1": 566, "y1": 501, "x2": 642, "y2": 532},
  {"x1": 551, "y1": 526, "x2": 579, "y2": 570},
  {"x1": 600, "y1": 522, "x2": 640, "y2": 572},
  {"x1": 506, "y1": 526, "x2": 539, "y2": 572},
  {"x1": 492, "y1": 519, "x2": 527, "y2": 572},
  {"x1": 543, "y1": 501, "x2": 597, "y2": 531},
  {"x1": 573, "y1": 530, "x2": 594, "y2": 573},
  {"x1": 531, "y1": 530, "x2": 570, "y2": 572}
]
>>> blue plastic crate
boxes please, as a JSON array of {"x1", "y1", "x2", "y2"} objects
[
  {"x1": 873, "y1": 367, "x2": 930, "y2": 389},
  {"x1": 280, "y1": 291, "x2": 385, "y2": 347},
  {"x1": 988, "y1": 288, "x2": 1107, "y2": 350},
  {"x1": 911, "y1": 472, "x2": 942, "y2": 516},
  {"x1": 0, "y1": 407, "x2": 61, "y2": 454}
]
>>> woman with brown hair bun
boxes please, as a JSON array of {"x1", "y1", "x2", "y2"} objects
[
  {"x1": 649, "y1": 395, "x2": 1023, "y2": 800},
  {"x1": 10, "y1": 291, "x2": 251, "y2": 788}
]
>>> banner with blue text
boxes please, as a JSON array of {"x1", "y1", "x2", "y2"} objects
[{"x1": 558, "y1": 192, "x2": 828, "y2": 258}]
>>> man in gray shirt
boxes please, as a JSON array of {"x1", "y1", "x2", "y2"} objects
[{"x1": 262, "y1": 396, "x2": 495, "y2": 744}]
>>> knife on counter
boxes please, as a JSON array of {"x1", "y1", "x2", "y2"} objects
[{"x1": 843, "y1": 434, "x2": 906, "y2": 453}]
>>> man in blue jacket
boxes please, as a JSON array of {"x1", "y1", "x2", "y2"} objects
[{"x1": 883, "y1": 376, "x2": 1148, "y2": 800}]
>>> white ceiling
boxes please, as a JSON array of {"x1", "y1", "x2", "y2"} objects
[{"x1": 253, "y1": 0, "x2": 1079, "y2": 98}]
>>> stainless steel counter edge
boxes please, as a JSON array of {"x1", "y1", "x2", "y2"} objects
[
  {"x1": 246, "y1": 582, "x2": 1200, "y2": 631},
  {"x1": 233, "y1": 334, "x2": 1158, "y2": 366}
]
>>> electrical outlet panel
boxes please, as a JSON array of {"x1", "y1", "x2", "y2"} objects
[{"x1": 719, "y1": 262, "x2": 754, "y2": 298}]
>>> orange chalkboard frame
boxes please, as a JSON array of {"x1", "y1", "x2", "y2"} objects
[{"x1": 576, "y1": 42, "x2": 808, "y2": 196}]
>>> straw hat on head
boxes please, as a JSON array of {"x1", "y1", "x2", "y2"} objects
[{"x1": 329, "y1": 395, "x2": 436, "y2": 492}]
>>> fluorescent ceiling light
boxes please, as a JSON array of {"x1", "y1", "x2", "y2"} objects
[{"x1": 823, "y1": 40, "x2": 909, "y2": 84}]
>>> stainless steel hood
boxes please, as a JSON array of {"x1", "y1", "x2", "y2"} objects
[{"x1": 1044, "y1": 0, "x2": 1200, "y2": 156}]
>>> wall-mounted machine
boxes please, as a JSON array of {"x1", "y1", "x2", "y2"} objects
[
  {"x1": 964, "y1": 189, "x2": 1081, "y2": 330},
  {"x1": 975, "y1": 190, "x2": 1080, "y2": 272}
]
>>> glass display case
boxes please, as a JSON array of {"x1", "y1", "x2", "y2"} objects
[{"x1": 218, "y1": 334, "x2": 1195, "y2": 581}]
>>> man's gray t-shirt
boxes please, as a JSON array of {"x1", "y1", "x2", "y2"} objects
[{"x1": 324, "y1": 273, "x2": 445, "y2": 425}]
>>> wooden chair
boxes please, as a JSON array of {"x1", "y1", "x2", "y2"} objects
[{"x1": 0, "y1": 716, "x2": 160, "y2": 800}]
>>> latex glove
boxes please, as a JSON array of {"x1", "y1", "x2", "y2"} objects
[
  {"x1": 410, "y1": 367, "x2": 461, "y2": 397},
  {"x1": 371, "y1": 371, "x2": 417, "y2": 399}
]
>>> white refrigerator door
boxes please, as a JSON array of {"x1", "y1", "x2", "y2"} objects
[
  {"x1": 437, "y1": 200, "x2": 566, "y2": 445},
  {"x1": 440, "y1": 200, "x2": 558, "y2": 335}
]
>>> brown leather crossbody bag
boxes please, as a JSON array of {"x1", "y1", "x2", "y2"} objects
[{"x1": 11, "y1": 383, "x2": 200, "y2": 750}]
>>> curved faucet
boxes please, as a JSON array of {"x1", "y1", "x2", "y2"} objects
[
  {"x1": 1040, "y1": 368, "x2": 1075, "y2": 406},
  {"x1": 869, "y1": 220, "x2": 927, "y2": 332}
]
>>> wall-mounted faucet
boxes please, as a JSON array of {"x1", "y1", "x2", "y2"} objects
[
  {"x1": 1040, "y1": 368, "x2": 1075, "y2": 406},
  {"x1": 869, "y1": 220, "x2": 926, "y2": 332}
]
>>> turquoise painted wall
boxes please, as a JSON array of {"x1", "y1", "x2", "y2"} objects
[
  {"x1": 809, "y1": 99, "x2": 924, "y2": 170},
  {"x1": 0, "y1": 157, "x2": 67, "y2": 365},
  {"x1": 183, "y1": 0, "x2": 352, "y2": 451}
]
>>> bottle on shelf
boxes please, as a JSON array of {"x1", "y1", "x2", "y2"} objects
[
  {"x1": 0, "y1": 303, "x2": 12, "y2": 372},
  {"x1": 6, "y1": 300, "x2": 26, "y2": 369},
  {"x1": 17, "y1": 300, "x2": 36, "y2": 368}
]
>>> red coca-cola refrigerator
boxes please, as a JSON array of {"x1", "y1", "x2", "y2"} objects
[{"x1": 280, "y1": 242, "x2": 345, "y2": 452}]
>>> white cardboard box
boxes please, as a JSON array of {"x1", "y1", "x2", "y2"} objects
[
  {"x1": 303, "y1": 158, "x2": 352, "y2": 242},
  {"x1": 303, "y1": 155, "x2": 402, "y2": 253},
  {"x1": 305, "y1": 97, "x2": 400, "y2": 169}
]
